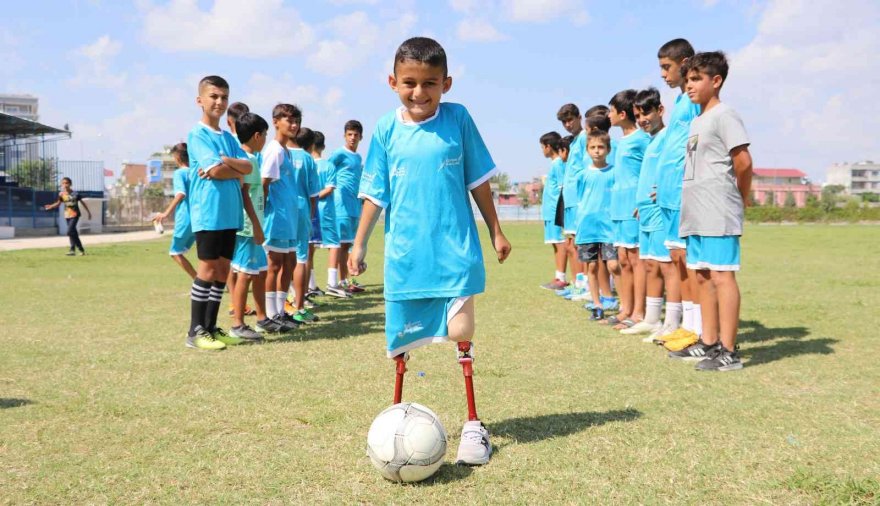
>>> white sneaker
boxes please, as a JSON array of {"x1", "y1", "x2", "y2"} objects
[
  {"x1": 455, "y1": 420, "x2": 492, "y2": 465},
  {"x1": 620, "y1": 320, "x2": 661, "y2": 335},
  {"x1": 571, "y1": 290, "x2": 592, "y2": 302},
  {"x1": 644, "y1": 323, "x2": 677, "y2": 343},
  {"x1": 325, "y1": 285, "x2": 350, "y2": 298}
]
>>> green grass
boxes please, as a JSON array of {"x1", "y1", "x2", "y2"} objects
[{"x1": 1, "y1": 223, "x2": 878, "y2": 504}]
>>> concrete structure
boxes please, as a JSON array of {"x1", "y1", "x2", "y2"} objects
[
  {"x1": 752, "y1": 168, "x2": 820, "y2": 207},
  {"x1": 0, "y1": 94, "x2": 39, "y2": 122},
  {"x1": 120, "y1": 163, "x2": 148, "y2": 186},
  {"x1": 826, "y1": 161, "x2": 880, "y2": 195}
]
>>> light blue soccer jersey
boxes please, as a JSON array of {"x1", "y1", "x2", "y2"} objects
[
  {"x1": 316, "y1": 158, "x2": 337, "y2": 223},
  {"x1": 359, "y1": 103, "x2": 496, "y2": 301},
  {"x1": 610, "y1": 128, "x2": 651, "y2": 221},
  {"x1": 260, "y1": 139, "x2": 297, "y2": 241},
  {"x1": 562, "y1": 130, "x2": 586, "y2": 209},
  {"x1": 574, "y1": 165, "x2": 615, "y2": 245},
  {"x1": 541, "y1": 157, "x2": 564, "y2": 221},
  {"x1": 328, "y1": 148, "x2": 363, "y2": 218},
  {"x1": 288, "y1": 148, "x2": 321, "y2": 216},
  {"x1": 636, "y1": 128, "x2": 668, "y2": 232},
  {"x1": 171, "y1": 167, "x2": 191, "y2": 236},
  {"x1": 656, "y1": 93, "x2": 700, "y2": 210},
  {"x1": 186, "y1": 123, "x2": 247, "y2": 232}
]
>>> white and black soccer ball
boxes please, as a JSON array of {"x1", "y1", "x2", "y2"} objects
[{"x1": 366, "y1": 402, "x2": 447, "y2": 483}]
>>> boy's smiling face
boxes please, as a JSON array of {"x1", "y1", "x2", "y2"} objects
[
  {"x1": 635, "y1": 105, "x2": 664, "y2": 135},
  {"x1": 196, "y1": 84, "x2": 229, "y2": 123},
  {"x1": 389, "y1": 60, "x2": 451, "y2": 122}
]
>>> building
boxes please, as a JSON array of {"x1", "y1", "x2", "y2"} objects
[
  {"x1": 826, "y1": 161, "x2": 880, "y2": 195},
  {"x1": 752, "y1": 168, "x2": 820, "y2": 207},
  {"x1": 0, "y1": 94, "x2": 39, "y2": 122},
  {"x1": 120, "y1": 163, "x2": 148, "y2": 186}
]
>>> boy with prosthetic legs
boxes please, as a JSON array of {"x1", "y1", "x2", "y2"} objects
[
  {"x1": 350, "y1": 37, "x2": 511, "y2": 465},
  {"x1": 669, "y1": 51, "x2": 752, "y2": 371}
]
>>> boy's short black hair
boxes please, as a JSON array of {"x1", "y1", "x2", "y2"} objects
[
  {"x1": 394, "y1": 37, "x2": 448, "y2": 76},
  {"x1": 609, "y1": 89, "x2": 638, "y2": 123},
  {"x1": 235, "y1": 112, "x2": 269, "y2": 144},
  {"x1": 296, "y1": 127, "x2": 316, "y2": 152},
  {"x1": 556, "y1": 103, "x2": 580, "y2": 122},
  {"x1": 344, "y1": 120, "x2": 363, "y2": 135},
  {"x1": 657, "y1": 38, "x2": 695, "y2": 61},
  {"x1": 634, "y1": 87, "x2": 662, "y2": 113},
  {"x1": 683, "y1": 51, "x2": 730, "y2": 88},
  {"x1": 539, "y1": 131, "x2": 562, "y2": 151},
  {"x1": 61, "y1": 176, "x2": 72, "y2": 184},
  {"x1": 313, "y1": 130, "x2": 326, "y2": 151},
  {"x1": 587, "y1": 130, "x2": 612, "y2": 149},
  {"x1": 227, "y1": 102, "x2": 250, "y2": 124},
  {"x1": 170, "y1": 142, "x2": 189, "y2": 166},
  {"x1": 585, "y1": 105, "x2": 611, "y2": 132},
  {"x1": 198, "y1": 75, "x2": 229, "y2": 92},
  {"x1": 272, "y1": 103, "x2": 302, "y2": 121},
  {"x1": 560, "y1": 135, "x2": 574, "y2": 152}
]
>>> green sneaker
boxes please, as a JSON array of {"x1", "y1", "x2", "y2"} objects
[
  {"x1": 212, "y1": 327, "x2": 245, "y2": 346},
  {"x1": 292, "y1": 310, "x2": 311, "y2": 324},
  {"x1": 186, "y1": 326, "x2": 226, "y2": 351},
  {"x1": 301, "y1": 308, "x2": 320, "y2": 322}
]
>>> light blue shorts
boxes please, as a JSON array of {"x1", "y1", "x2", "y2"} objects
[
  {"x1": 544, "y1": 220, "x2": 564, "y2": 244},
  {"x1": 562, "y1": 207, "x2": 577, "y2": 235},
  {"x1": 662, "y1": 208, "x2": 686, "y2": 250},
  {"x1": 337, "y1": 216, "x2": 358, "y2": 244},
  {"x1": 685, "y1": 235, "x2": 740, "y2": 271},
  {"x1": 612, "y1": 219, "x2": 640, "y2": 248},
  {"x1": 639, "y1": 229, "x2": 671, "y2": 262},
  {"x1": 264, "y1": 237, "x2": 295, "y2": 254},
  {"x1": 232, "y1": 235, "x2": 268, "y2": 275},
  {"x1": 385, "y1": 296, "x2": 470, "y2": 358},
  {"x1": 295, "y1": 214, "x2": 310, "y2": 263},
  {"x1": 309, "y1": 213, "x2": 322, "y2": 245},
  {"x1": 169, "y1": 232, "x2": 195, "y2": 256}
]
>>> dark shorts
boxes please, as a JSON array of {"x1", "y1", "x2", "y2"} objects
[
  {"x1": 195, "y1": 229, "x2": 237, "y2": 260},
  {"x1": 577, "y1": 242, "x2": 618, "y2": 263}
]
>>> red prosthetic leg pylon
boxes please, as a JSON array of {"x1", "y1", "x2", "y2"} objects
[
  {"x1": 458, "y1": 341, "x2": 479, "y2": 421},
  {"x1": 393, "y1": 353, "x2": 408, "y2": 404}
]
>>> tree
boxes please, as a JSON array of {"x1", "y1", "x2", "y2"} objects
[
  {"x1": 11, "y1": 160, "x2": 56, "y2": 191},
  {"x1": 784, "y1": 191, "x2": 797, "y2": 208},
  {"x1": 490, "y1": 173, "x2": 511, "y2": 192},
  {"x1": 765, "y1": 191, "x2": 776, "y2": 207},
  {"x1": 821, "y1": 184, "x2": 845, "y2": 212},
  {"x1": 517, "y1": 186, "x2": 531, "y2": 208}
]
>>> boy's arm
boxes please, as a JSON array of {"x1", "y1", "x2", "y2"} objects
[
  {"x1": 43, "y1": 194, "x2": 62, "y2": 210},
  {"x1": 79, "y1": 198, "x2": 92, "y2": 219},
  {"x1": 317, "y1": 186, "x2": 334, "y2": 198},
  {"x1": 200, "y1": 165, "x2": 244, "y2": 180},
  {"x1": 347, "y1": 199, "x2": 382, "y2": 276},
  {"x1": 241, "y1": 184, "x2": 264, "y2": 245},
  {"x1": 310, "y1": 197, "x2": 317, "y2": 219},
  {"x1": 471, "y1": 180, "x2": 511, "y2": 263},
  {"x1": 731, "y1": 145, "x2": 753, "y2": 207},
  {"x1": 221, "y1": 156, "x2": 253, "y2": 175},
  {"x1": 156, "y1": 194, "x2": 184, "y2": 221}
]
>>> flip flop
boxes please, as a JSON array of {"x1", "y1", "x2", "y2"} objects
[
  {"x1": 613, "y1": 319, "x2": 637, "y2": 331},
  {"x1": 599, "y1": 315, "x2": 622, "y2": 326}
]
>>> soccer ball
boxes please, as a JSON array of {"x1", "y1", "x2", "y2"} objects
[{"x1": 366, "y1": 402, "x2": 447, "y2": 483}]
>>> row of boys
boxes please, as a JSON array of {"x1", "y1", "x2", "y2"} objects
[
  {"x1": 156, "y1": 80, "x2": 369, "y2": 350},
  {"x1": 539, "y1": 38, "x2": 753, "y2": 372}
]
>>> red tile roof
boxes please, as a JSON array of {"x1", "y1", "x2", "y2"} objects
[{"x1": 754, "y1": 168, "x2": 806, "y2": 179}]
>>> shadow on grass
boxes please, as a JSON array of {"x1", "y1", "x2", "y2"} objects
[
  {"x1": 736, "y1": 320, "x2": 837, "y2": 368},
  {"x1": 0, "y1": 398, "x2": 34, "y2": 409},
  {"x1": 492, "y1": 408, "x2": 642, "y2": 448},
  {"x1": 412, "y1": 462, "x2": 473, "y2": 486},
  {"x1": 268, "y1": 290, "x2": 386, "y2": 344}
]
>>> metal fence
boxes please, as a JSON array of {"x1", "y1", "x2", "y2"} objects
[
  {"x1": 0, "y1": 137, "x2": 59, "y2": 191},
  {"x1": 104, "y1": 194, "x2": 175, "y2": 227},
  {"x1": 0, "y1": 186, "x2": 58, "y2": 228},
  {"x1": 58, "y1": 161, "x2": 105, "y2": 192}
]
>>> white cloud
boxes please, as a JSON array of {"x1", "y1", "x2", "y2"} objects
[
  {"x1": 502, "y1": 0, "x2": 589, "y2": 25},
  {"x1": 456, "y1": 18, "x2": 507, "y2": 42},
  {"x1": 68, "y1": 35, "x2": 127, "y2": 89},
  {"x1": 724, "y1": 0, "x2": 880, "y2": 179},
  {"x1": 140, "y1": 0, "x2": 314, "y2": 57}
]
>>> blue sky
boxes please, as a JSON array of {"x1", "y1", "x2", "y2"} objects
[{"x1": 2, "y1": 0, "x2": 878, "y2": 183}]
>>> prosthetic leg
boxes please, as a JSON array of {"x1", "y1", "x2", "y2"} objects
[
  {"x1": 392, "y1": 353, "x2": 408, "y2": 404},
  {"x1": 458, "y1": 341, "x2": 479, "y2": 421}
]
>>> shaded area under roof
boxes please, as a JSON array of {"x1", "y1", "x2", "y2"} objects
[{"x1": 0, "y1": 112, "x2": 71, "y2": 141}]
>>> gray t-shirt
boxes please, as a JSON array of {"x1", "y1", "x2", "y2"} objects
[{"x1": 680, "y1": 102, "x2": 750, "y2": 237}]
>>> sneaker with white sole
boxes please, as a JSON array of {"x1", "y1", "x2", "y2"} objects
[
  {"x1": 325, "y1": 285, "x2": 350, "y2": 298},
  {"x1": 696, "y1": 345, "x2": 743, "y2": 371},
  {"x1": 230, "y1": 324, "x2": 263, "y2": 342},
  {"x1": 620, "y1": 320, "x2": 661, "y2": 335},
  {"x1": 668, "y1": 340, "x2": 719, "y2": 362},
  {"x1": 646, "y1": 323, "x2": 677, "y2": 343},
  {"x1": 455, "y1": 420, "x2": 492, "y2": 465}
]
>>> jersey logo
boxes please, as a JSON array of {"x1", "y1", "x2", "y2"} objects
[
  {"x1": 397, "y1": 321, "x2": 425, "y2": 339},
  {"x1": 439, "y1": 152, "x2": 463, "y2": 171},
  {"x1": 294, "y1": 159, "x2": 303, "y2": 169},
  {"x1": 390, "y1": 166, "x2": 407, "y2": 178}
]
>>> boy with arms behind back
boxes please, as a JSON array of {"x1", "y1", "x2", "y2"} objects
[
  {"x1": 669, "y1": 51, "x2": 752, "y2": 371},
  {"x1": 350, "y1": 37, "x2": 511, "y2": 465},
  {"x1": 327, "y1": 121, "x2": 365, "y2": 297}
]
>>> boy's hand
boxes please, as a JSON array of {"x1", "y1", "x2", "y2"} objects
[
  {"x1": 633, "y1": 208, "x2": 639, "y2": 219},
  {"x1": 348, "y1": 245, "x2": 367, "y2": 276},
  {"x1": 493, "y1": 232, "x2": 511, "y2": 263},
  {"x1": 155, "y1": 211, "x2": 167, "y2": 223},
  {"x1": 198, "y1": 169, "x2": 210, "y2": 179},
  {"x1": 253, "y1": 228, "x2": 264, "y2": 246}
]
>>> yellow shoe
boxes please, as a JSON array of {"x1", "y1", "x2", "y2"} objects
[
  {"x1": 663, "y1": 329, "x2": 699, "y2": 351},
  {"x1": 284, "y1": 301, "x2": 296, "y2": 314}
]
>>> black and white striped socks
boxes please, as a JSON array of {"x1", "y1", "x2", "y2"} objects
[
  {"x1": 190, "y1": 278, "x2": 212, "y2": 335},
  {"x1": 205, "y1": 282, "x2": 226, "y2": 332}
]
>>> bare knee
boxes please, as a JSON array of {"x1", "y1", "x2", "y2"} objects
[{"x1": 447, "y1": 298, "x2": 475, "y2": 342}]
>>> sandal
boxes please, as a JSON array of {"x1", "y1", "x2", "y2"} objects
[
  {"x1": 613, "y1": 319, "x2": 637, "y2": 331},
  {"x1": 600, "y1": 315, "x2": 622, "y2": 326}
]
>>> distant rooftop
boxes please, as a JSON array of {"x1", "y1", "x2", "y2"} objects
[{"x1": 754, "y1": 168, "x2": 806, "y2": 179}]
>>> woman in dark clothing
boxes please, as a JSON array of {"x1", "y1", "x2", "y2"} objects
[{"x1": 44, "y1": 177, "x2": 92, "y2": 256}]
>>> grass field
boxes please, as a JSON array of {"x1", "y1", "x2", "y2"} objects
[{"x1": 1, "y1": 223, "x2": 879, "y2": 504}]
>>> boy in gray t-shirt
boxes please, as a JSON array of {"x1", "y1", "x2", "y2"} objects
[{"x1": 669, "y1": 51, "x2": 753, "y2": 372}]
